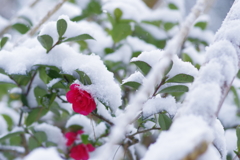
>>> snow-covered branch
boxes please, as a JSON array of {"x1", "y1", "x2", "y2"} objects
[
  {"x1": 98, "y1": 0, "x2": 210, "y2": 159},
  {"x1": 143, "y1": 0, "x2": 240, "y2": 159}
]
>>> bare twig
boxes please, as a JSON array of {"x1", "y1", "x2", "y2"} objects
[{"x1": 91, "y1": 112, "x2": 114, "y2": 126}]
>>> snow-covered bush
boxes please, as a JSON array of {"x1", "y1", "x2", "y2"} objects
[{"x1": 0, "y1": 0, "x2": 239, "y2": 159}]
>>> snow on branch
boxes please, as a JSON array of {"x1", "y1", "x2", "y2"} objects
[
  {"x1": 143, "y1": 0, "x2": 240, "y2": 159},
  {"x1": 98, "y1": 0, "x2": 210, "y2": 159}
]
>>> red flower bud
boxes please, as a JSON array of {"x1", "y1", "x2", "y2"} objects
[{"x1": 70, "y1": 144, "x2": 95, "y2": 160}]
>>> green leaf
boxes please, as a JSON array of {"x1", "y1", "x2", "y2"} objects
[
  {"x1": 231, "y1": 86, "x2": 240, "y2": 108},
  {"x1": 141, "y1": 20, "x2": 162, "y2": 27},
  {"x1": 132, "y1": 61, "x2": 151, "y2": 75},
  {"x1": 236, "y1": 125, "x2": 240, "y2": 151},
  {"x1": 194, "y1": 22, "x2": 207, "y2": 30},
  {"x1": 182, "y1": 53, "x2": 193, "y2": 64},
  {"x1": 28, "y1": 136, "x2": 39, "y2": 150},
  {"x1": 21, "y1": 94, "x2": 29, "y2": 107},
  {"x1": 158, "y1": 113, "x2": 172, "y2": 130},
  {"x1": 34, "y1": 86, "x2": 47, "y2": 105},
  {"x1": 39, "y1": 67, "x2": 51, "y2": 84},
  {"x1": 46, "y1": 69, "x2": 62, "y2": 79},
  {"x1": 35, "y1": 131, "x2": 48, "y2": 142},
  {"x1": 37, "y1": 35, "x2": 53, "y2": 52},
  {"x1": 114, "y1": 8, "x2": 123, "y2": 21},
  {"x1": 12, "y1": 23, "x2": 30, "y2": 34},
  {"x1": 107, "y1": 13, "x2": 116, "y2": 26},
  {"x1": 0, "y1": 36, "x2": 9, "y2": 49},
  {"x1": 164, "y1": 22, "x2": 175, "y2": 31},
  {"x1": 68, "y1": 125, "x2": 83, "y2": 132},
  {"x1": 10, "y1": 74, "x2": 31, "y2": 86},
  {"x1": 0, "y1": 130, "x2": 24, "y2": 142},
  {"x1": 57, "y1": 19, "x2": 67, "y2": 38},
  {"x1": 122, "y1": 81, "x2": 141, "y2": 90},
  {"x1": 45, "y1": 141, "x2": 57, "y2": 147},
  {"x1": 61, "y1": 74, "x2": 75, "y2": 84},
  {"x1": 75, "y1": 70, "x2": 92, "y2": 85},
  {"x1": 166, "y1": 74, "x2": 194, "y2": 83},
  {"x1": 159, "y1": 85, "x2": 189, "y2": 93},
  {"x1": 111, "y1": 22, "x2": 132, "y2": 43},
  {"x1": 25, "y1": 107, "x2": 48, "y2": 126},
  {"x1": 164, "y1": 60, "x2": 173, "y2": 76},
  {"x1": 81, "y1": 134, "x2": 89, "y2": 144},
  {"x1": 168, "y1": 3, "x2": 178, "y2": 10},
  {"x1": 64, "y1": 34, "x2": 94, "y2": 42},
  {"x1": 1, "y1": 114, "x2": 13, "y2": 130}
]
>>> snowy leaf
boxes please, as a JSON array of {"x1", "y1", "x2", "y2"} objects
[
  {"x1": 122, "y1": 81, "x2": 141, "y2": 90},
  {"x1": 166, "y1": 74, "x2": 194, "y2": 83},
  {"x1": 37, "y1": 35, "x2": 53, "y2": 52},
  {"x1": 0, "y1": 129, "x2": 24, "y2": 142},
  {"x1": 57, "y1": 19, "x2": 67, "y2": 38},
  {"x1": 38, "y1": 66, "x2": 51, "y2": 84},
  {"x1": 63, "y1": 34, "x2": 94, "y2": 42},
  {"x1": 28, "y1": 131, "x2": 48, "y2": 150},
  {"x1": 0, "y1": 36, "x2": 9, "y2": 49},
  {"x1": 132, "y1": 61, "x2": 151, "y2": 75},
  {"x1": 111, "y1": 22, "x2": 132, "y2": 43},
  {"x1": 168, "y1": 3, "x2": 178, "y2": 10},
  {"x1": 159, "y1": 85, "x2": 189, "y2": 93},
  {"x1": 12, "y1": 23, "x2": 29, "y2": 34},
  {"x1": 1, "y1": 114, "x2": 13, "y2": 130},
  {"x1": 25, "y1": 107, "x2": 48, "y2": 126},
  {"x1": 194, "y1": 22, "x2": 207, "y2": 30},
  {"x1": 114, "y1": 8, "x2": 123, "y2": 21},
  {"x1": 158, "y1": 113, "x2": 172, "y2": 130},
  {"x1": 75, "y1": 69, "x2": 92, "y2": 85},
  {"x1": 182, "y1": 53, "x2": 193, "y2": 64}
]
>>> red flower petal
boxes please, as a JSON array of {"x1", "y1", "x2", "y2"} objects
[
  {"x1": 86, "y1": 144, "x2": 95, "y2": 152},
  {"x1": 70, "y1": 144, "x2": 89, "y2": 160},
  {"x1": 65, "y1": 132, "x2": 78, "y2": 146},
  {"x1": 66, "y1": 90, "x2": 76, "y2": 103}
]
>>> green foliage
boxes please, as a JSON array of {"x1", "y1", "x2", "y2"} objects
[
  {"x1": 166, "y1": 74, "x2": 194, "y2": 83},
  {"x1": 57, "y1": 19, "x2": 67, "y2": 38},
  {"x1": 75, "y1": 69, "x2": 92, "y2": 85},
  {"x1": 37, "y1": 35, "x2": 53, "y2": 53},
  {"x1": 0, "y1": 36, "x2": 9, "y2": 50},
  {"x1": 122, "y1": 81, "x2": 141, "y2": 90},
  {"x1": 159, "y1": 85, "x2": 189, "y2": 93},
  {"x1": 25, "y1": 107, "x2": 49, "y2": 126},
  {"x1": 158, "y1": 113, "x2": 172, "y2": 130},
  {"x1": 168, "y1": 3, "x2": 178, "y2": 10},
  {"x1": 194, "y1": 21, "x2": 207, "y2": 30},
  {"x1": 0, "y1": 130, "x2": 24, "y2": 142},
  {"x1": 81, "y1": 134, "x2": 89, "y2": 144},
  {"x1": 63, "y1": 34, "x2": 94, "y2": 42},
  {"x1": 132, "y1": 61, "x2": 151, "y2": 75},
  {"x1": 111, "y1": 22, "x2": 132, "y2": 43},
  {"x1": 12, "y1": 23, "x2": 30, "y2": 34}
]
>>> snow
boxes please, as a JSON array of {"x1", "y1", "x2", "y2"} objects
[
  {"x1": 0, "y1": 127, "x2": 23, "y2": 139},
  {"x1": 0, "y1": 116, "x2": 8, "y2": 135},
  {"x1": 65, "y1": 114, "x2": 95, "y2": 135},
  {"x1": 96, "y1": 102, "x2": 115, "y2": 123},
  {"x1": 104, "y1": 45, "x2": 132, "y2": 64},
  {"x1": 34, "y1": 123, "x2": 66, "y2": 152},
  {"x1": 140, "y1": 23, "x2": 168, "y2": 40},
  {"x1": 47, "y1": 78, "x2": 61, "y2": 88},
  {"x1": 122, "y1": 71, "x2": 144, "y2": 84},
  {"x1": 0, "y1": 74, "x2": 15, "y2": 84},
  {"x1": 131, "y1": 49, "x2": 164, "y2": 67},
  {"x1": 142, "y1": 95, "x2": 177, "y2": 118},
  {"x1": 197, "y1": 144, "x2": 221, "y2": 160},
  {"x1": 167, "y1": 55, "x2": 198, "y2": 79},
  {"x1": 126, "y1": 36, "x2": 157, "y2": 52},
  {"x1": 0, "y1": 100, "x2": 19, "y2": 125},
  {"x1": 188, "y1": 27, "x2": 214, "y2": 44},
  {"x1": 183, "y1": 46, "x2": 205, "y2": 65},
  {"x1": 142, "y1": 115, "x2": 213, "y2": 160},
  {"x1": 225, "y1": 129, "x2": 237, "y2": 158},
  {"x1": 89, "y1": 122, "x2": 107, "y2": 140},
  {"x1": 24, "y1": 148, "x2": 62, "y2": 160},
  {"x1": 212, "y1": 119, "x2": 227, "y2": 159}
]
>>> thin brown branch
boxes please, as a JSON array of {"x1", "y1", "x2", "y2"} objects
[
  {"x1": 28, "y1": 0, "x2": 69, "y2": 37},
  {"x1": 127, "y1": 127, "x2": 161, "y2": 139},
  {"x1": 91, "y1": 112, "x2": 114, "y2": 126}
]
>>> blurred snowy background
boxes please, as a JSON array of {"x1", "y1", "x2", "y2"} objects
[{"x1": 0, "y1": 0, "x2": 235, "y2": 32}]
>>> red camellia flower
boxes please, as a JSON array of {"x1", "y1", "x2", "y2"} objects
[
  {"x1": 66, "y1": 84, "x2": 96, "y2": 115},
  {"x1": 65, "y1": 130, "x2": 84, "y2": 146},
  {"x1": 70, "y1": 144, "x2": 95, "y2": 160}
]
